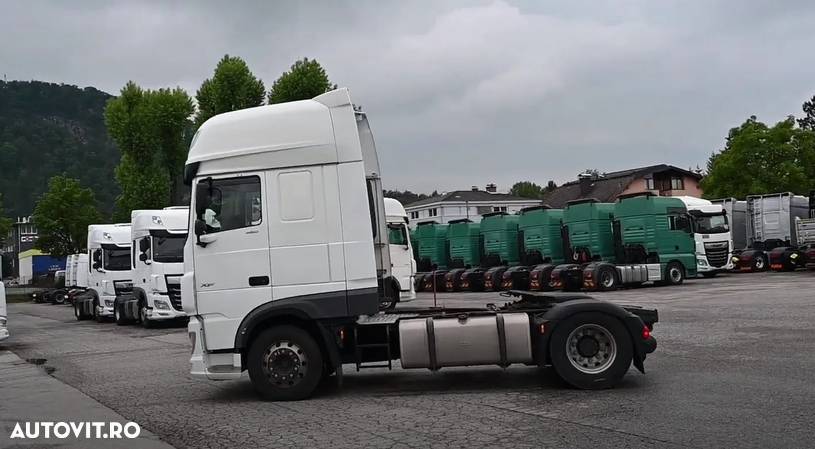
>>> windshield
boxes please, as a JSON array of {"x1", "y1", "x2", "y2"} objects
[
  {"x1": 152, "y1": 234, "x2": 186, "y2": 263},
  {"x1": 103, "y1": 246, "x2": 131, "y2": 271},
  {"x1": 387, "y1": 224, "x2": 408, "y2": 246},
  {"x1": 695, "y1": 214, "x2": 729, "y2": 234}
]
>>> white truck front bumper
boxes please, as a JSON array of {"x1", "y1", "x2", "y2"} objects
[
  {"x1": 145, "y1": 296, "x2": 187, "y2": 321},
  {"x1": 188, "y1": 317, "x2": 242, "y2": 381},
  {"x1": 697, "y1": 257, "x2": 734, "y2": 273},
  {"x1": 95, "y1": 295, "x2": 116, "y2": 317}
]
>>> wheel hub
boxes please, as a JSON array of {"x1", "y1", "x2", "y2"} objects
[
  {"x1": 263, "y1": 341, "x2": 307, "y2": 387},
  {"x1": 566, "y1": 324, "x2": 617, "y2": 374},
  {"x1": 670, "y1": 268, "x2": 682, "y2": 282}
]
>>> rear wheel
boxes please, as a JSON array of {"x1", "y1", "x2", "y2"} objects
[
  {"x1": 596, "y1": 265, "x2": 618, "y2": 291},
  {"x1": 752, "y1": 254, "x2": 767, "y2": 272},
  {"x1": 548, "y1": 312, "x2": 633, "y2": 389},
  {"x1": 248, "y1": 325, "x2": 324, "y2": 401}
]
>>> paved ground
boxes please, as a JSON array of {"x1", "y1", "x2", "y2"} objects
[{"x1": 1, "y1": 272, "x2": 814, "y2": 448}]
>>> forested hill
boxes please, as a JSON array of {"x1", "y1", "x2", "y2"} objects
[{"x1": 0, "y1": 80, "x2": 119, "y2": 217}]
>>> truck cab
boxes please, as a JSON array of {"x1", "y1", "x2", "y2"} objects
[
  {"x1": 674, "y1": 196, "x2": 734, "y2": 276},
  {"x1": 384, "y1": 198, "x2": 416, "y2": 306},
  {"x1": 127, "y1": 208, "x2": 189, "y2": 326},
  {"x1": 0, "y1": 281, "x2": 7, "y2": 342},
  {"x1": 74, "y1": 224, "x2": 132, "y2": 321}
]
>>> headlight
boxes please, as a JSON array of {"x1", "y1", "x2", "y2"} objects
[
  {"x1": 104, "y1": 300, "x2": 114, "y2": 307},
  {"x1": 731, "y1": 256, "x2": 740, "y2": 263},
  {"x1": 154, "y1": 301, "x2": 170, "y2": 310},
  {"x1": 790, "y1": 253, "x2": 799, "y2": 259}
]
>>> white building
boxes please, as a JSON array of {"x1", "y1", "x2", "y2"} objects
[{"x1": 404, "y1": 185, "x2": 541, "y2": 228}]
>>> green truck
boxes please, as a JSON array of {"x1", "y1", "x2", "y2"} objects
[
  {"x1": 459, "y1": 212, "x2": 521, "y2": 291},
  {"x1": 505, "y1": 206, "x2": 567, "y2": 291},
  {"x1": 551, "y1": 194, "x2": 697, "y2": 291},
  {"x1": 412, "y1": 222, "x2": 449, "y2": 291},
  {"x1": 443, "y1": 219, "x2": 482, "y2": 291}
]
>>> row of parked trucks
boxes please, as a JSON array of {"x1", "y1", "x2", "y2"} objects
[
  {"x1": 40, "y1": 89, "x2": 661, "y2": 401},
  {"x1": 414, "y1": 194, "x2": 727, "y2": 293},
  {"x1": 412, "y1": 191, "x2": 815, "y2": 293}
]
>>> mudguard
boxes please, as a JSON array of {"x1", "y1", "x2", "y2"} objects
[{"x1": 528, "y1": 264, "x2": 556, "y2": 291}]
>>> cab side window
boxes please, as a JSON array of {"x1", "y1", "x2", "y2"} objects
[
  {"x1": 196, "y1": 176, "x2": 262, "y2": 233},
  {"x1": 668, "y1": 215, "x2": 691, "y2": 232}
]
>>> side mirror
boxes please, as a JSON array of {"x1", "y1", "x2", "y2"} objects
[
  {"x1": 92, "y1": 251, "x2": 101, "y2": 263},
  {"x1": 194, "y1": 219, "x2": 210, "y2": 247},
  {"x1": 139, "y1": 238, "x2": 150, "y2": 253},
  {"x1": 195, "y1": 185, "x2": 209, "y2": 217}
]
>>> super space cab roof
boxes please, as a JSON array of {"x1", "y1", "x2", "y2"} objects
[{"x1": 186, "y1": 88, "x2": 365, "y2": 177}]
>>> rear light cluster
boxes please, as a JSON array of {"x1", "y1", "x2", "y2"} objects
[
  {"x1": 641, "y1": 326, "x2": 651, "y2": 340},
  {"x1": 582, "y1": 271, "x2": 594, "y2": 289},
  {"x1": 550, "y1": 272, "x2": 562, "y2": 289}
]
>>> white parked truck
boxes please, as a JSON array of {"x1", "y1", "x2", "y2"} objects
[
  {"x1": 0, "y1": 281, "x2": 8, "y2": 342},
  {"x1": 674, "y1": 197, "x2": 734, "y2": 277},
  {"x1": 383, "y1": 198, "x2": 416, "y2": 309},
  {"x1": 114, "y1": 208, "x2": 189, "y2": 327},
  {"x1": 74, "y1": 224, "x2": 133, "y2": 322},
  {"x1": 182, "y1": 89, "x2": 658, "y2": 401},
  {"x1": 66, "y1": 255, "x2": 76, "y2": 288}
]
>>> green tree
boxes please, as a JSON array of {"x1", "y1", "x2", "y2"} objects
[
  {"x1": 701, "y1": 116, "x2": 815, "y2": 199},
  {"x1": 510, "y1": 181, "x2": 545, "y2": 199},
  {"x1": 105, "y1": 82, "x2": 194, "y2": 217},
  {"x1": 268, "y1": 58, "x2": 337, "y2": 104},
  {"x1": 798, "y1": 95, "x2": 815, "y2": 130},
  {"x1": 195, "y1": 55, "x2": 265, "y2": 127},
  {"x1": 32, "y1": 176, "x2": 102, "y2": 258}
]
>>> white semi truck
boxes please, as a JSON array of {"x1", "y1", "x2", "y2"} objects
[
  {"x1": 674, "y1": 197, "x2": 734, "y2": 277},
  {"x1": 182, "y1": 89, "x2": 658, "y2": 401},
  {"x1": 383, "y1": 198, "x2": 416, "y2": 309},
  {"x1": 0, "y1": 281, "x2": 8, "y2": 342},
  {"x1": 114, "y1": 208, "x2": 189, "y2": 327},
  {"x1": 74, "y1": 224, "x2": 133, "y2": 322}
]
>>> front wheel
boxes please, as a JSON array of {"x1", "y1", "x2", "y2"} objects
[
  {"x1": 247, "y1": 325, "x2": 324, "y2": 401},
  {"x1": 140, "y1": 304, "x2": 154, "y2": 329},
  {"x1": 548, "y1": 312, "x2": 633, "y2": 389},
  {"x1": 74, "y1": 302, "x2": 86, "y2": 321},
  {"x1": 664, "y1": 261, "x2": 685, "y2": 286}
]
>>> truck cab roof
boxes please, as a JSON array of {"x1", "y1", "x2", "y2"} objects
[
  {"x1": 131, "y1": 209, "x2": 190, "y2": 233},
  {"x1": 673, "y1": 196, "x2": 723, "y2": 215},
  {"x1": 87, "y1": 224, "x2": 131, "y2": 246},
  {"x1": 384, "y1": 198, "x2": 407, "y2": 222}
]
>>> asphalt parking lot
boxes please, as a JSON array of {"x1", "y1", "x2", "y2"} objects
[{"x1": 1, "y1": 272, "x2": 814, "y2": 448}]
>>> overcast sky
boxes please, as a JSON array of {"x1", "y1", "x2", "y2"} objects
[{"x1": 3, "y1": 0, "x2": 815, "y2": 193}]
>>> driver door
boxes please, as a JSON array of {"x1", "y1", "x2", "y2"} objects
[{"x1": 192, "y1": 173, "x2": 272, "y2": 350}]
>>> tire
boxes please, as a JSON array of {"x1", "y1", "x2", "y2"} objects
[
  {"x1": 115, "y1": 302, "x2": 128, "y2": 326},
  {"x1": 247, "y1": 325, "x2": 324, "y2": 401},
  {"x1": 53, "y1": 290, "x2": 66, "y2": 305},
  {"x1": 140, "y1": 303, "x2": 154, "y2": 329},
  {"x1": 596, "y1": 265, "x2": 618, "y2": 291},
  {"x1": 664, "y1": 261, "x2": 685, "y2": 286},
  {"x1": 752, "y1": 254, "x2": 767, "y2": 272},
  {"x1": 74, "y1": 302, "x2": 86, "y2": 321},
  {"x1": 548, "y1": 312, "x2": 633, "y2": 390},
  {"x1": 93, "y1": 299, "x2": 105, "y2": 323}
]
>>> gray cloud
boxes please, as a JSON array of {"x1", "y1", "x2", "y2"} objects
[{"x1": 3, "y1": 0, "x2": 814, "y2": 193}]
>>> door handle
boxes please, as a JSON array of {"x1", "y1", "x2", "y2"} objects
[{"x1": 249, "y1": 276, "x2": 270, "y2": 286}]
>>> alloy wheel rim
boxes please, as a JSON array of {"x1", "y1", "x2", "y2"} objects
[
  {"x1": 566, "y1": 324, "x2": 617, "y2": 374},
  {"x1": 262, "y1": 340, "x2": 308, "y2": 388}
]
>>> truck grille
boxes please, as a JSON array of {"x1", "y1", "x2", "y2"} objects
[
  {"x1": 704, "y1": 242, "x2": 729, "y2": 268},
  {"x1": 166, "y1": 282, "x2": 182, "y2": 311}
]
